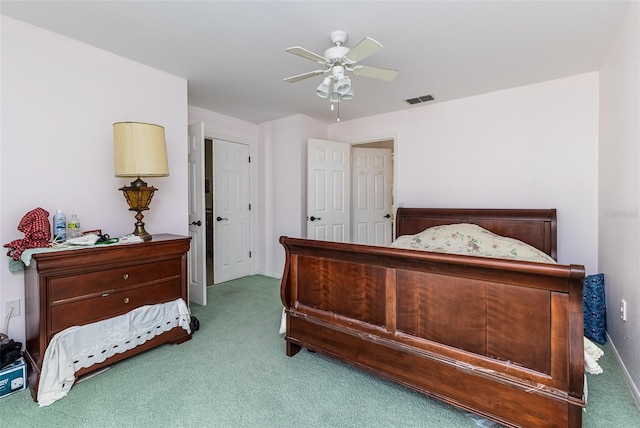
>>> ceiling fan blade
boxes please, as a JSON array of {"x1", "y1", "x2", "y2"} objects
[
  {"x1": 286, "y1": 46, "x2": 327, "y2": 63},
  {"x1": 283, "y1": 70, "x2": 325, "y2": 83},
  {"x1": 352, "y1": 65, "x2": 399, "y2": 81},
  {"x1": 344, "y1": 37, "x2": 383, "y2": 63}
]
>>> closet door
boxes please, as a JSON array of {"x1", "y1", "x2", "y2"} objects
[
  {"x1": 214, "y1": 140, "x2": 251, "y2": 284},
  {"x1": 352, "y1": 147, "x2": 392, "y2": 246}
]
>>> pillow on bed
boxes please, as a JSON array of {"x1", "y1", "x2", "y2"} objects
[{"x1": 390, "y1": 223, "x2": 556, "y2": 264}]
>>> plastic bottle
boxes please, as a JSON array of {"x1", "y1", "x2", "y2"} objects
[
  {"x1": 53, "y1": 209, "x2": 66, "y2": 242},
  {"x1": 68, "y1": 214, "x2": 81, "y2": 239}
]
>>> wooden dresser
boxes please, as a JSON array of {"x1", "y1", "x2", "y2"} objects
[{"x1": 23, "y1": 234, "x2": 192, "y2": 400}]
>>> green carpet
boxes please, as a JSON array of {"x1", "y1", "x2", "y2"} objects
[{"x1": 1, "y1": 275, "x2": 638, "y2": 427}]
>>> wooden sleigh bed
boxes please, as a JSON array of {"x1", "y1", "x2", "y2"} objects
[{"x1": 280, "y1": 208, "x2": 586, "y2": 428}]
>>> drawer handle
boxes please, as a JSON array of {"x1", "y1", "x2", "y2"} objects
[
  {"x1": 123, "y1": 274, "x2": 129, "y2": 280},
  {"x1": 124, "y1": 297, "x2": 130, "y2": 304}
]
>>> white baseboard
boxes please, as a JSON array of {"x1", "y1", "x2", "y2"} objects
[
  {"x1": 253, "y1": 269, "x2": 282, "y2": 279},
  {"x1": 606, "y1": 333, "x2": 640, "y2": 410}
]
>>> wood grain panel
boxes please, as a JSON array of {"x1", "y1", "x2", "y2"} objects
[
  {"x1": 296, "y1": 255, "x2": 386, "y2": 326},
  {"x1": 551, "y1": 292, "x2": 569, "y2": 385},
  {"x1": 487, "y1": 283, "x2": 551, "y2": 374},
  {"x1": 397, "y1": 270, "x2": 487, "y2": 355}
]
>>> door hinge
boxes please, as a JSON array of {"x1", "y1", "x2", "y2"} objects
[
  {"x1": 249, "y1": 251, "x2": 252, "y2": 258},
  {"x1": 248, "y1": 156, "x2": 251, "y2": 163},
  {"x1": 249, "y1": 203, "x2": 251, "y2": 211}
]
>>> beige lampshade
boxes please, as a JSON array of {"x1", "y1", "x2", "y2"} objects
[{"x1": 113, "y1": 122, "x2": 169, "y2": 177}]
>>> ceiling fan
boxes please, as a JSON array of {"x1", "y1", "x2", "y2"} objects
[{"x1": 283, "y1": 30, "x2": 398, "y2": 102}]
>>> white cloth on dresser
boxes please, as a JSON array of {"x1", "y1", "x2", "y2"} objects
[{"x1": 37, "y1": 298, "x2": 191, "y2": 407}]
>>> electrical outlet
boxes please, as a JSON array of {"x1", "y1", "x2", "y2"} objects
[
  {"x1": 5, "y1": 299, "x2": 20, "y2": 317},
  {"x1": 621, "y1": 299, "x2": 627, "y2": 322}
]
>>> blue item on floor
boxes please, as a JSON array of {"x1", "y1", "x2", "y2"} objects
[{"x1": 583, "y1": 273, "x2": 606, "y2": 344}]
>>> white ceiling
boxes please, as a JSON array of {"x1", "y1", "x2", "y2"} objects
[{"x1": 1, "y1": 1, "x2": 631, "y2": 124}]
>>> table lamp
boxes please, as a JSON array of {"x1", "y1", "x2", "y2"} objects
[{"x1": 113, "y1": 122, "x2": 169, "y2": 241}]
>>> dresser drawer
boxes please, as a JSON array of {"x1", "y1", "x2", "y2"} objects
[
  {"x1": 49, "y1": 279, "x2": 182, "y2": 334},
  {"x1": 48, "y1": 258, "x2": 182, "y2": 303}
]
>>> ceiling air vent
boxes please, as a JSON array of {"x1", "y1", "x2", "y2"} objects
[{"x1": 405, "y1": 94, "x2": 434, "y2": 105}]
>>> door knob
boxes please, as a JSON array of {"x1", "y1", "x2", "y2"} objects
[
  {"x1": 384, "y1": 214, "x2": 391, "y2": 219},
  {"x1": 216, "y1": 216, "x2": 228, "y2": 221},
  {"x1": 309, "y1": 216, "x2": 322, "y2": 221},
  {"x1": 190, "y1": 220, "x2": 202, "y2": 226}
]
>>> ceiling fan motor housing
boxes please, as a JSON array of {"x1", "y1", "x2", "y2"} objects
[{"x1": 324, "y1": 45, "x2": 350, "y2": 63}]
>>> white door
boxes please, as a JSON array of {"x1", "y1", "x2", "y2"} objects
[
  {"x1": 214, "y1": 140, "x2": 251, "y2": 284},
  {"x1": 187, "y1": 123, "x2": 206, "y2": 305},
  {"x1": 307, "y1": 138, "x2": 351, "y2": 242},
  {"x1": 352, "y1": 147, "x2": 393, "y2": 246}
]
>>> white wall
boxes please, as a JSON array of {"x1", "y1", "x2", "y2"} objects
[
  {"x1": 188, "y1": 105, "x2": 257, "y2": 144},
  {"x1": 329, "y1": 74, "x2": 600, "y2": 273},
  {"x1": 599, "y1": 2, "x2": 640, "y2": 405},
  {"x1": 257, "y1": 114, "x2": 328, "y2": 277},
  {"x1": 0, "y1": 17, "x2": 189, "y2": 342}
]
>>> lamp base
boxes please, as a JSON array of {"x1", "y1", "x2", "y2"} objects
[
  {"x1": 132, "y1": 212, "x2": 152, "y2": 241},
  {"x1": 119, "y1": 176, "x2": 158, "y2": 242}
]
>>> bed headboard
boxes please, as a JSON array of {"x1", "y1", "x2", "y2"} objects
[{"x1": 395, "y1": 208, "x2": 557, "y2": 260}]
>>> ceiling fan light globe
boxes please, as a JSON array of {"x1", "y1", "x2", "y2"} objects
[
  {"x1": 316, "y1": 89, "x2": 329, "y2": 98},
  {"x1": 342, "y1": 87, "x2": 354, "y2": 100},
  {"x1": 315, "y1": 76, "x2": 331, "y2": 98},
  {"x1": 335, "y1": 76, "x2": 351, "y2": 95}
]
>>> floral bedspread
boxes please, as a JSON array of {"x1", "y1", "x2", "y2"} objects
[{"x1": 390, "y1": 223, "x2": 556, "y2": 264}]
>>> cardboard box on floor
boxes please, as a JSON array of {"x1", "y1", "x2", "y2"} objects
[{"x1": 0, "y1": 357, "x2": 27, "y2": 398}]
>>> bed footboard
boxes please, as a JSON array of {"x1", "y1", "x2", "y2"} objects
[{"x1": 280, "y1": 236, "x2": 585, "y2": 428}]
